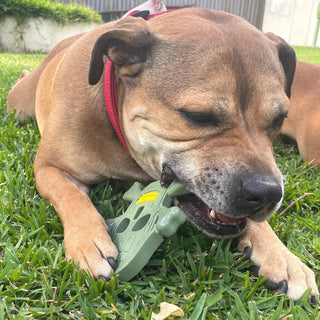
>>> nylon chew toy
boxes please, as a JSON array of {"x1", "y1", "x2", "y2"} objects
[{"x1": 106, "y1": 181, "x2": 189, "y2": 281}]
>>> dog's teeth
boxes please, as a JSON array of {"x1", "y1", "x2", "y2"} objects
[{"x1": 210, "y1": 210, "x2": 216, "y2": 218}]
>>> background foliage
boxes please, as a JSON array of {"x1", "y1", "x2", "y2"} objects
[{"x1": 0, "y1": 0, "x2": 102, "y2": 24}]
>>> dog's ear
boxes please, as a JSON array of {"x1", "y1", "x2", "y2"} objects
[
  {"x1": 89, "y1": 17, "x2": 154, "y2": 85},
  {"x1": 265, "y1": 32, "x2": 296, "y2": 98}
]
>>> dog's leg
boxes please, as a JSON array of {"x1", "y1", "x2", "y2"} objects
[
  {"x1": 238, "y1": 220, "x2": 319, "y2": 301},
  {"x1": 7, "y1": 33, "x2": 83, "y2": 123},
  {"x1": 295, "y1": 113, "x2": 320, "y2": 168},
  {"x1": 7, "y1": 70, "x2": 36, "y2": 122},
  {"x1": 34, "y1": 162, "x2": 118, "y2": 280},
  {"x1": 17, "y1": 70, "x2": 30, "y2": 81}
]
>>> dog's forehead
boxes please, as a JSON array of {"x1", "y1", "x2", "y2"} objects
[
  {"x1": 146, "y1": 9, "x2": 282, "y2": 81},
  {"x1": 148, "y1": 9, "x2": 252, "y2": 35},
  {"x1": 148, "y1": 9, "x2": 271, "y2": 51}
]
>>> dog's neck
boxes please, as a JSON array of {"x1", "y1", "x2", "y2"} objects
[{"x1": 104, "y1": 10, "x2": 172, "y2": 151}]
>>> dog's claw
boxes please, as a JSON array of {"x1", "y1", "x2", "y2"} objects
[
  {"x1": 265, "y1": 279, "x2": 288, "y2": 293},
  {"x1": 279, "y1": 280, "x2": 288, "y2": 293},
  {"x1": 310, "y1": 295, "x2": 318, "y2": 305},
  {"x1": 107, "y1": 257, "x2": 118, "y2": 270},
  {"x1": 243, "y1": 246, "x2": 251, "y2": 259},
  {"x1": 264, "y1": 278, "x2": 278, "y2": 291},
  {"x1": 98, "y1": 275, "x2": 110, "y2": 281}
]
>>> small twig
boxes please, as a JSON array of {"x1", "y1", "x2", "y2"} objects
[{"x1": 278, "y1": 192, "x2": 313, "y2": 217}]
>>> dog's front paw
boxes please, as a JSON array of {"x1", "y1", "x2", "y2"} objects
[
  {"x1": 64, "y1": 213, "x2": 118, "y2": 280},
  {"x1": 238, "y1": 220, "x2": 319, "y2": 302}
]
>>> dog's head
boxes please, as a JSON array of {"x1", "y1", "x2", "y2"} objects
[{"x1": 89, "y1": 9, "x2": 296, "y2": 238}]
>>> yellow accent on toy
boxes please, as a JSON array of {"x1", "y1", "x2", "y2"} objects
[{"x1": 136, "y1": 191, "x2": 159, "y2": 204}]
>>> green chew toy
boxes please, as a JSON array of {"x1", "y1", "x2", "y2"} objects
[{"x1": 106, "y1": 181, "x2": 189, "y2": 281}]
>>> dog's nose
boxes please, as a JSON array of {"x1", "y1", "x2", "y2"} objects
[{"x1": 240, "y1": 174, "x2": 282, "y2": 207}]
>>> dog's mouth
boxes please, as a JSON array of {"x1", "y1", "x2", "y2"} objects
[
  {"x1": 175, "y1": 193, "x2": 246, "y2": 238},
  {"x1": 161, "y1": 164, "x2": 246, "y2": 237}
]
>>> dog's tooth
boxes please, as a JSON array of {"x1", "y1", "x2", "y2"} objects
[{"x1": 210, "y1": 210, "x2": 216, "y2": 218}]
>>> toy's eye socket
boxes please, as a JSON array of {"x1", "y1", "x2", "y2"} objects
[{"x1": 179, "y1": 109, "x2": 219, "y2": 127}]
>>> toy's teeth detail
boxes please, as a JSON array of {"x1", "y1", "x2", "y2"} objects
[{"x1": 210, "y1": 210, "x2": 216, "y2": 219}]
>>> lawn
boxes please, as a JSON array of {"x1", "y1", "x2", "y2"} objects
[{"x1": 0, "y1": 46, "x2": 319, "y2": 319}]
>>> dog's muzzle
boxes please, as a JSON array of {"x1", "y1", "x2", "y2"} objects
[{"x1": 161, "y1": 164, "x2": 283, "y2": 238}]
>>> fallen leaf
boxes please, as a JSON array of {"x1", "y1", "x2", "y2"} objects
[{"x1": 152, "y1": 302, "x2": 184, "y2": 320}]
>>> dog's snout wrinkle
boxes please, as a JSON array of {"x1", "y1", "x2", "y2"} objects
[{"x1": 241, "y1": 174, "x2": 282, "y2": 206}]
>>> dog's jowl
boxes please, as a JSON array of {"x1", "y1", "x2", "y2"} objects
[{"x1": 7, "y1": 8, "x2": 319, "y2": 301}]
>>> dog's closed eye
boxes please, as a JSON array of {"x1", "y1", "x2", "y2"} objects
[
  {"x1": 179, "y1": 109, "x2": 219, "y2": 127},
  {"x1": 271, "y1": 113, "x2": 288, "y2": 129}
]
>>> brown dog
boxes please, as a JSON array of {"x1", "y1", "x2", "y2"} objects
[
  {"x1": 7, "y1": 9, "x2": 318, "y2": 301},
  {"x1": 281, "y1": 60, "x2": 320, "y2": 166}
]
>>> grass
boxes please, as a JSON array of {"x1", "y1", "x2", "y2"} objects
[
  {"x1": 0, "y1": 46, "x2": 320, "y2": 319},
  {"x1": 294, "y1": 46, "x2": 320, "y2": 65}
]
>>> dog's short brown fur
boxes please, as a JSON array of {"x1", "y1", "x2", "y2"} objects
[
  {"x1": 7, "y1": 9, "x2": 318, "y2": 300},
  {"x1": 281, "y1": 61, "x2": 320, "y2": 166}
]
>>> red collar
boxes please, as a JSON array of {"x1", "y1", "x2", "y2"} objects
[{"x1": 104, "y1": 10, "x2": 171, "y2": 151}]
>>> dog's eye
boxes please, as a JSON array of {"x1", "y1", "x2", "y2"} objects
[
  {"x1": 272, "y1": 113, "x2": 288, "y2": 129},
  {"x1": 179, "y1": 109, "x2": 219, "y2": 127}
]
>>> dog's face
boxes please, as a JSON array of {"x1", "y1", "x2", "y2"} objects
[{"x1": 89, "y1": 9, "x2": 296, "y2": 238}]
